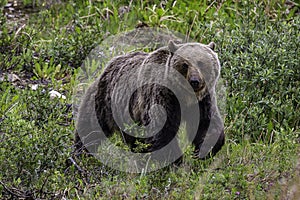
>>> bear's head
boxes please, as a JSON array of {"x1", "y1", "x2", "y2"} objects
[{"x1": 168, "y1": 41, "x2": 220, "y2": 99}]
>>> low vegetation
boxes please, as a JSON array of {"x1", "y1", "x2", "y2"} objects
[{"x1": 0, "y1": 0, "x2": 299, "y2": 199}]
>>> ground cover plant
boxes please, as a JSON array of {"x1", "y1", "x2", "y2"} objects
[{"x1": 0, "y1": 0, "x2": 299, "y2": 199}]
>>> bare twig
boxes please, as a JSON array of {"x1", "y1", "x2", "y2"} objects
[
  {"x1": 0, "y1": 180, "x2": 32, "y2": 199},
  {"x1": 67, "y1": 157, "x2": 84, "y2": 173}
]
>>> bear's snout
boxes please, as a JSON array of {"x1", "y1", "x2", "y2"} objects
[{"x1": 189, "y1": 76, "x2": 204, "y2": 92}]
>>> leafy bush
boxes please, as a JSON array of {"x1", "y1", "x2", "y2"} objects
[{"x1": 0, "y1": 0, "x2": 299, "y2": 199}]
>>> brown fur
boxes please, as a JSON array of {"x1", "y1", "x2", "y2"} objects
[{"x1": 75, "y1": 41, "x2": 225, "y2": 164}]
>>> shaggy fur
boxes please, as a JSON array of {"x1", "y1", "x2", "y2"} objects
[{"x1": 76, "y1": 41, "x2": 225, "y2": 164}]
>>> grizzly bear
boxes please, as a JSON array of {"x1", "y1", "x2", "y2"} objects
[{"x1": 75, "y1": 40, "x2": 225, "y2": 166}]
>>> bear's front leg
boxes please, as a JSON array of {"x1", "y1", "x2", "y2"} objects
[
  {"x1": 194, "y1": 116, "x2": 224, "y2": 159},
  {"x1": 186, "y1": 94, "x2": 211, "y2": 157},
  {"x1": 193, "y1": 97, "x2": 225, "y2": 159}
]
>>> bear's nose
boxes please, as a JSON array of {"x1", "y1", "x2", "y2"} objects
[{"x1": 190, "y1": 79, "x2": 200, "y2": 90}]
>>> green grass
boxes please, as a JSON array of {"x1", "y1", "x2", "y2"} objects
[{"x1": 0, "y1": 0, "x2": 299, "y2": 199}]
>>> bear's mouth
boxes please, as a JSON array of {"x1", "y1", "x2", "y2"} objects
[{"x1": 193, "y1": 85, "x2": 205, "y2": 92}]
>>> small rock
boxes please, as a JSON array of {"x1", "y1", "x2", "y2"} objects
[
  {"x1": 0, "y1": 73, "x2": 21, "y2": 83},
  {"x1": 6, "y1": 14, "x2": 15, "y2": 18},
  {"x1": 31, "y1": 84, "x2": 39, "y2": 91},
  {"x1": 49, "y1": 90, "x2": 66, "y2": 100},
  {"x1": 7, "y1": 74, "x2": 21, "y2": 82},
  {"x1": 4, "y1": 3, "x2": 13, "y2": 8}
]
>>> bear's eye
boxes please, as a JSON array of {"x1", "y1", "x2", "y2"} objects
[
  {"x1": 179, "y1": 63, "x2": 188, "y2": 76},
  {"x1": 182, "y1": 63, "x2": 189, "y2": 69}
]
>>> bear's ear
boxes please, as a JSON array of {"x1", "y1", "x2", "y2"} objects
[
  {"x1": 208, "y1": 42, "x2": 216, "y2": 50},
  {"x1": 168, "y1": 40, "x2": 179, "y2": 53}
]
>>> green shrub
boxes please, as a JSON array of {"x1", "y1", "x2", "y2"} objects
[{"x1": 0, "y1": 0, "x2": 299, "y2": 199}]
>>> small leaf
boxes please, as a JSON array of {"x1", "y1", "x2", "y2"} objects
[{"x1": 267, "y1": 121, "x2": 273, "y2": 133}]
